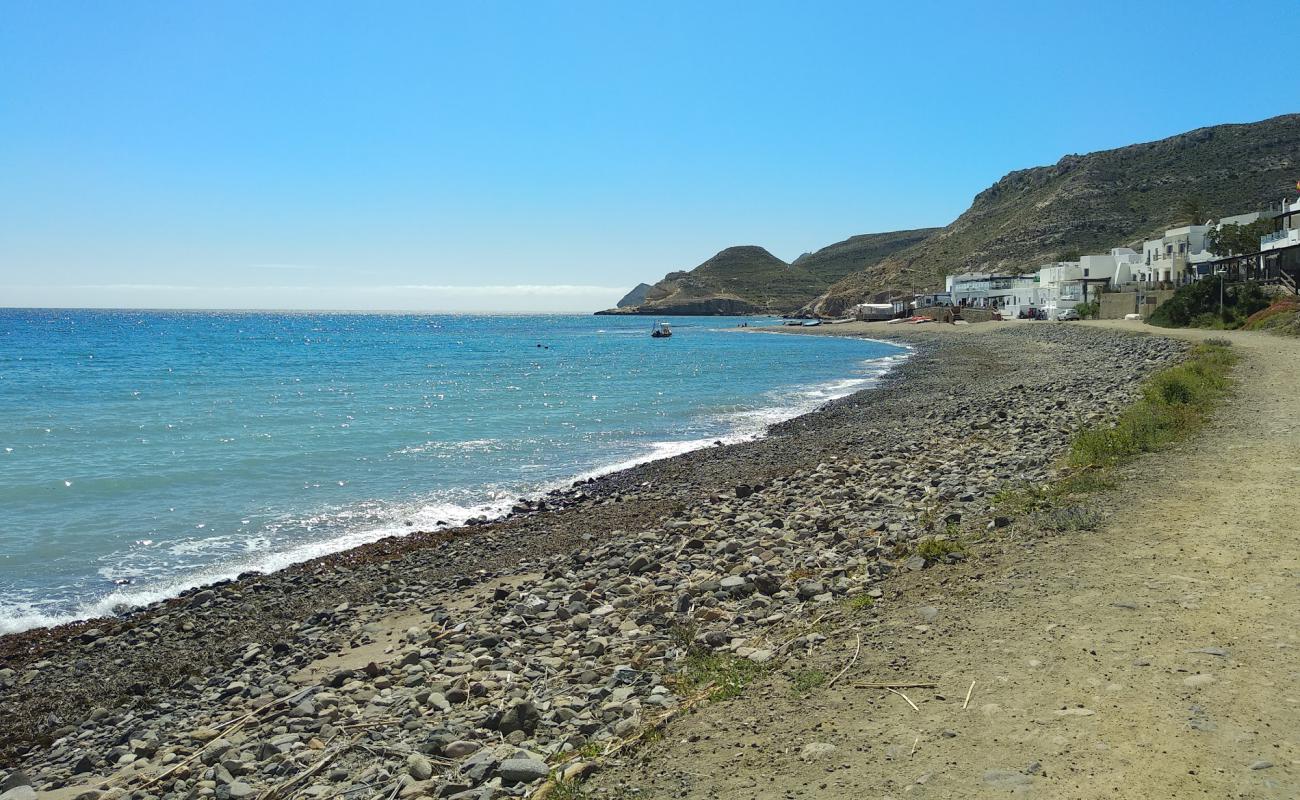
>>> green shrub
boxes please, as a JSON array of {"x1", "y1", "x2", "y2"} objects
[
  {"x1": 1242, "y1": 300, "x2": 1300, "y2": 336},
  {"x1": 1149, "y1": 280, "x2": 1271, "y2": 329},
  {"x1": 915, "y1": 536, "x2": 964, "y2": 563},
  {"x1": 844, "y1": 594, "x2": 874, "y2": 612},
  {"x1": 1035, "y1": 504, "x2": 1103, "y2": 532},
  {"x1": 1068, "y1": 342, "x2": 1235, "y2": 469},
  {"x1": 673, "y1": 649, "x2": 768, "y2": 700},
  {"x1": 790, "y1": 669, "x2": 827, "y2": 694}
]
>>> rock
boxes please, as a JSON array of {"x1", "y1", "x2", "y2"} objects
[
  {"x1": 407, "y1": 753, "x2": 433, "y2": 781},
  {"x1": 0, "y1": 774, "x2": 29, "y2": 793},
  {"x1": 459, "y1": 749, "x2": 499, "y2": 784},
  {"x1": 0, "y1": 788, "x2": 36, "y2": 800},
  {"x1": 225, "y1": 782, "x2": 254, "y2": 799},
  {"x1": 497, "y1": 701, "x2": 540, "y2": 735},
  {"x1": 752, "y1": 573, "x2": 781, "y2": 595},
  {"x1": 982, "y1": 769, "x2": 1033, "y2": 789},
  {"x1": 917, "y1": 605, "x2": 939, "y2": 623},
  {"x1": 443, "y1": 740, "x2": 482, "y2": 758},
  {"x1": 1249, "y1": 760, "x2": 1273, "y2": 770},
  {"x1": 627, "y1": 554, "x2": 654, "y2": 574},
  {"x1": 1183, "y1": 674, "x2": 1217, "y2": 689},
  {"x1": 796, "y1": 581, "x2": 824, "y2": 600},
  {"x1": 496, "y1": 758, "x2": 549, "y2": 784},
  {"x1": 800, "y1": 742, "x2": 838, "y2": 760}
]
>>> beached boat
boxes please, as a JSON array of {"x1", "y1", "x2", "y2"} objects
[{"x1": 650, "y1": 321, "x2": 672, "y2": 338}]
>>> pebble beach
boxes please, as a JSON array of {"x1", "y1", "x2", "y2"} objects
[{"x1": 0, "y1": 323, "x2": 1188, "y2": 800}]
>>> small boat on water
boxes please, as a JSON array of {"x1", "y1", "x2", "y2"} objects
[{"x1": 650, "y1": 321, "x2": 672, "y2": 338}]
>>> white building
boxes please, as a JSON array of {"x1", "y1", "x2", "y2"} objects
[
  {"x1": 1261, "y1": 198, "x2": 1300, "y2": 254},
  {"x1": 1140, "y1": 224, "x2": 1217, "y2": 284}
]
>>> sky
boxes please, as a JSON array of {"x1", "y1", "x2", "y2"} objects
[{"x1": 0, "y1": 0, "x2": 1294, "y2": 312}]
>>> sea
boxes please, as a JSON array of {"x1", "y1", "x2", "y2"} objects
[{"x1": 0, "y1": 309, "x2": 908, "y2": 634}]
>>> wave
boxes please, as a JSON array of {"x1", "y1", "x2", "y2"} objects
[
  {"x1": 0, "y1": 349, "x2": 910, "y2": 636},
  {"x1": 0, "y1": 497, "x2": 517, "y2": 635}
]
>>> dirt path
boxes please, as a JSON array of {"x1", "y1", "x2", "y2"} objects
[{"x1": 591, "y1": 323, "x2": 1300, "y2": 799}]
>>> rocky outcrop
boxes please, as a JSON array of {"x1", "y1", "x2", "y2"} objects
[
  {"x1": 596, "y1": 296, "x2": 762, "y2": 315},
  {"x1": 615, "y1": 283, "x2": 653, "y2": 308}
]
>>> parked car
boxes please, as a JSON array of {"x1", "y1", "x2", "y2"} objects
[{"x1": 1056, "y1": 308, "x2": 1080, "y2": 321}]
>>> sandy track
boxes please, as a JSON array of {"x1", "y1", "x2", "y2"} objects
[{"x1": 592, "y1": 322, "x2": 1300, "y2": 799}]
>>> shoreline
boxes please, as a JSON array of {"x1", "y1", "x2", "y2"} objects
[
  {"x1": 0, "y1": 323, "x2": 1188, "y2": 797},
  {"x1": 0, "y1": 337, "x2": 910, "y2": 639}
]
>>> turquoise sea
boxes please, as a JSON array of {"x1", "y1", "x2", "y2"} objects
[{"x1": 0, "y1": 310, "x2": 907, "y2": 633}]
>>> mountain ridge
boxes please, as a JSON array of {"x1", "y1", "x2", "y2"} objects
[
  {"x1": 599, "y1": 228, "x2": 938, "y2": 315},
  {"x1": 604, "y1": 114, "x2": 1299, "y2": 318},
  {"x1": 803, "y1": 113, "x2": 1300, "y2": 316}
]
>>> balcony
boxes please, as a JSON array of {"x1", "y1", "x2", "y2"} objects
[{"x1": 1261, "y1": 228, "x2": 1300, "y2": 251}]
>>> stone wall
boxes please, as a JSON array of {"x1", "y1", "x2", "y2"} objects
[
  {"x1": 1100, "y1": 292, "x2": 1138, "y2": 319},
  {"x1": 1140, "y1": 290, "x2": 1177, "y2": 319},
  {"x1": 915, "y1": 306, "x2": 999, "y2": 323}
]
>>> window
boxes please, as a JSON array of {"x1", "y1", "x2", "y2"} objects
[{"x1": 1083, "y1": 268, "x2": 1090, "y2": 276}]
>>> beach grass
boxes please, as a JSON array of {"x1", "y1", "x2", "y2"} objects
[
  {"x1": 993, "y1": 340, "x2": 1236, "y2": 528},
  {"x1": 1067, "y1": 341, "x2": 1236, "y2": 470}
]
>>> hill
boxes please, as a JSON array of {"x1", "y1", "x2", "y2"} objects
[
  {"x1": 615, "y1": 283, "x2": 653, "y2": 308},
  {"x1": 803, "y1": 113, "x2": 1300, "y2": 316},
  {"x1": 791, "y1": 227, "x2": 939, "y2": 285},
  {"x1": 601, "y1": 229, "x2": 937, "y2": 315}
]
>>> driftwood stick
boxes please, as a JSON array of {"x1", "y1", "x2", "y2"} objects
[
  {"x1": 888, "y1": 688, "x2": 919, "y2": 711},
  {"x1": 853, "y1": 682, "x2": 937, "y2": 689},
  {"x1": 827, "y1": 634, "x2": 861, "y2": 688},
  {"x1": 526, "y1": 683, "x2": 717, "y2": 799},
  {"x1": 136, "y1": 685, "x2": 318, "y2": 790},
  {"x1": 963, "y1": 680, "x2": 975, "y2": 710},
  {"x1": 262, "y1": 734, "x2": 360, "y2": 800}
]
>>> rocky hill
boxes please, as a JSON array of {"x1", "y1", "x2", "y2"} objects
[
  {"x1": 601, "y1": 229, "x2": 937, "y2": 315},
  {"x1": 791, "y1": 227, "x2": 939, "y2": 285},
  {"x1": 615, "y1": 283, "x2": 653, "y2": 308},
  {"x1": 803, "y1": 113, "x2": 1300, "y2": 316}
]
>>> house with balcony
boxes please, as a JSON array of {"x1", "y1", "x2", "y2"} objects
[
  {"x1": 1259, "y1": 197, "x2": 1300, "y2": 292},
  {"x1": 1140, "y1": 224, "x2": 1213, "y2": 285}
]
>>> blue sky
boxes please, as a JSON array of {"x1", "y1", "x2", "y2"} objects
[{"x1": 1, "y1": 0, "x2": 1293, "y2": 311}]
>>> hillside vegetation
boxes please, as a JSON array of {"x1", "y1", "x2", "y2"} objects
[
  {"x1": 1147, "y1": 280, "x2": 1272, "y2": 329},
  {"x1": 804, "y1": 113, "x2": 1300, "y2": 316},
  {"x1": 1242, "y1": 297, "x2": 1300, "y2": 336}
]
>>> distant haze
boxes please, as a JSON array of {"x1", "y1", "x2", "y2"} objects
[
  {"x1": 0, "y1": 1, "x2": 1292, "y2": 311},
  {"x1": 1, "y1": 282, "x2": 627, "y2": 313}
]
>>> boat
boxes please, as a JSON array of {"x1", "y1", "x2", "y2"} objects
[
  {"x1": 650, "y1": 321, "x2": 672, "y2": 338},
  {"x1": 801, "y1": 319, "x2": 822, "y2": 327}
]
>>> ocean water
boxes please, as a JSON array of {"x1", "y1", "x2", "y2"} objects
[{"x1": 0, "y1": 310, "x2": 908, "y2": 633}]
